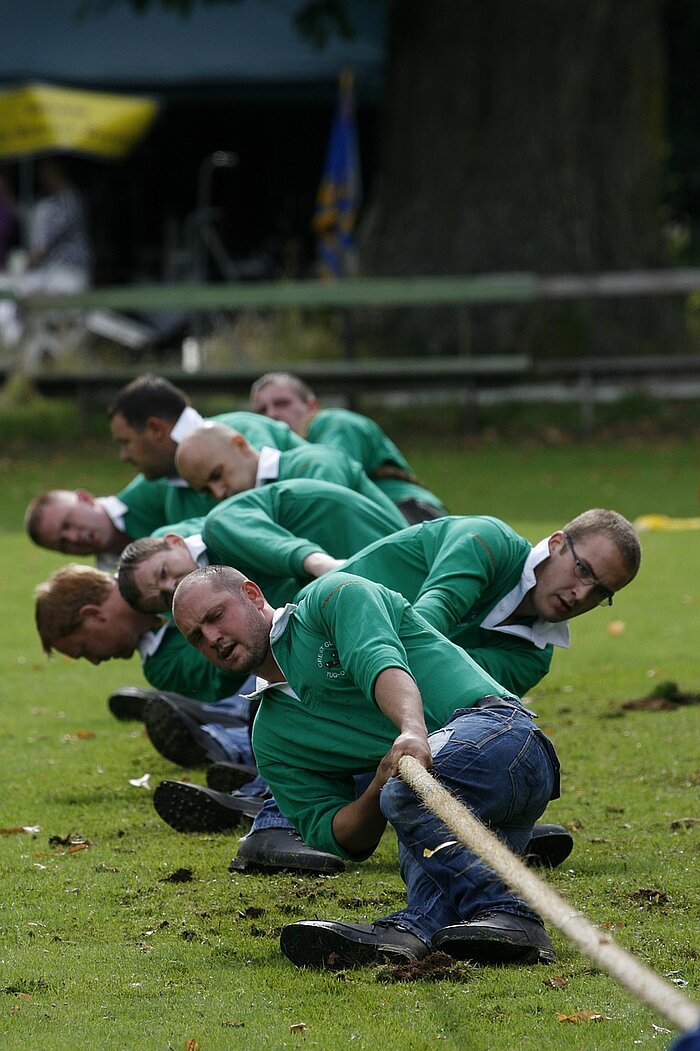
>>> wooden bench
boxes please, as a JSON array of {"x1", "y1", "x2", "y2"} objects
[{"x1": 0, "y1": 354, "x2": 529, "y2": 433}]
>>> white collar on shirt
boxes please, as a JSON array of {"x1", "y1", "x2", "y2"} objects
[
  {"x1": 255, "y1": 446, "x2": 281, "y2": 486},
  {"x1": 248, "y1": 604, "x2": 299, "y2": 699},
  {"x1": 480, "y1": 536, "x2": 570, "y2": 650},
  {"x1": 165, "y1": 407, "x2": 207, "y2": 487},
  {"x1": 137, "y1": 620, "x2": 170, "y2": 659},
  {"x1": 184, "y1": 533, "x2": 210, "y2": 566},
  {"x1": 169, "y1": 406, "x2": 205, "y2": 444},
  {"x1": 97, "y1": 494, "x2": 129, "y2": 532}
]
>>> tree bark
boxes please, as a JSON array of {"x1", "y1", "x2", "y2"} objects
[{"x1": 359, "y1": 0, "x2": 681, "y2": 355}]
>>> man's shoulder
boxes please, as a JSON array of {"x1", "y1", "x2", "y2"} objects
[
  {"x1": 312, "y1": 407, "x2": 378, "y2": 433},
  {"x1": 211, "y1": 412, "x2": 305, "y2": 450}
]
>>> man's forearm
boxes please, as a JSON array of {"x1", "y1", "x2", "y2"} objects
[
  {"x1": 302, "y1": 551, "x2": 347, "y2": 577},
  {"x1": 331, "y1": 776, "x2": 387, "y2": 854}
]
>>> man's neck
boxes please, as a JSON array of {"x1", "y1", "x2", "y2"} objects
[
  {"x1": 501, "y1": 589, "x2": 537, "y2": 624},
  {"x1": 256, "y1": 651, "x2": 284, "y2": 683},
  {"x1": 108, "y1": 529, "x2": 131, "y2": 556},
  {"x1": 299, "y1": 409, "x2": 318, "y2": 439}
]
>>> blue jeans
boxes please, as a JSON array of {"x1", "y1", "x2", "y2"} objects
[
  {"x1": 377, "y1": 704, "x2": 559, "y2": 943},
  {"x1": 186, "y1": 676, "x2": 258, "y2": 766}
]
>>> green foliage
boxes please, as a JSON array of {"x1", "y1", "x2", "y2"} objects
[{"x1": 0, "y1": 440, "x2": 699, "y2": 1049}]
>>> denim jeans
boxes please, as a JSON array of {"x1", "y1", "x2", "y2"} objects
[
  {"x1": 187, "y1": 675, "x2": 258, "y2": 766},
  {"x1": 377, "y1": 703, "x2": 559, "y2": 943}
]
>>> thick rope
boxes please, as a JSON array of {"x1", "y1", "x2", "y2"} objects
[{"x1": 398, "y1": 754, "x2": 700, "y2": 1033}]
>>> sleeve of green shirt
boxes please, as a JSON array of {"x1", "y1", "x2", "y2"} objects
[
  {"x1": 203, "y1": 496, "x2": 321, "y2": 580},
  {"x1": 411, "y1": 518, "x2": 516, "y2": 635},
  {"x1": 254, "y1": 745, "x2": 365, "y2": 861},
  {"x1": 151, "y1": 516, "x2": 206, "y2": 540},
  {"x1": 307, "y1": 574, "x2": 415, "y2": 700},
  {"x1": 279, "y1": 447, "x2": 406, "y2": 527},
  {"x1": 309, "y1": 410, "x2": 406, "y2": 474}
]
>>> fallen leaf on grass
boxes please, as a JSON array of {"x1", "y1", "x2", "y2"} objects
[
  {"x1": 544, "y1": 975, "x2": 568, "y2": 989},
  {"x1": 71, "y1": 730, "x2": 96, "y2": 740},
  {"x1": 607, "y1": 620, "x2": 626, "y2": 636},
  {"x1": 129, "y1": 773, "x2": 151, "y2": 789},
  {"x1": 665, "y1": 971, "x2": 689, "y2": 988},
  {"x1": 49, "y1": 833, "x2": 91, "y2": 849},
  {"x1": 670, "y1": 817, "x2": 700, "y2": 829},
  {"x1": 556, "y1": 1010, "x2": 612, "y2": 1023},
  {"x1": 290, "y1": 1022, "x2": 308, "y2": 1033},
  {"x1": 600, "y1": 920, "x2": 625, "y2": 930},
  {"x1": 630, "y1": 888, "x2": 669, "y2": 906},
  {"x1": 0, "y1": 825, "x2": 40, "y2": 835},
  {"x1": 184, "y1": 1041, "x2": 200, "y2": 1051}
]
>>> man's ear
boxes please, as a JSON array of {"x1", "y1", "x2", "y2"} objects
[
  {"x1": 146, "y1": 417, "x2": 171, "y2": 443},
  {"x1": 75, "y1": 489, "x2": 96, "y2": 504},
  {"x1": 241, "y1": 579, "x2": 265, "y2": 608},
  {"x1": 163, "y1": 532, "x2": 186, "y2": 547},
  {"x1": 78, "y1": 602, "x2": 106, "y2": 621},
  {"x1": 548, "y1": 530, "x2": 566, "y2": 556}
]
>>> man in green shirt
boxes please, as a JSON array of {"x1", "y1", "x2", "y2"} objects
[
  {"x1": 250, "y1": 371, "x2": 447, "y2": 523},
  {"x1": 174, "y1": 421, "x2": 405, "y2": 525},
  {"x1": 173, "y1": 566, "x2": 562, "y2": 969},
  {"x1": 109, "y1": 373, "x2": 304, "y2": 481},
  {"x1": 32, "y1": 562, "x2": 352, "y2": 874},
  {"x1": 25, "y1": 379, "x2": 308, "y2": 558},
  {"x1": 335, "y1": 509, "x2": 640, "y2": 696},
  {"x1": 117, "y1": 478, "x2": 404, "y2": 614}
]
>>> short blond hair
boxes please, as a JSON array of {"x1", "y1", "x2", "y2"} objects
[
  {"x1": 24, "y1": 490, "x2": 72, "y2": 547},
  {"x1": 563, "y1": 509, "x2": 641, "y2": 578},
  {"x1": 35, "y1": 564, "x2": 114, "y2": 654}
]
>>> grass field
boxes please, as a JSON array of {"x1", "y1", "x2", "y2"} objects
[{"x1": 0, "y1": 418, "x2": 699, "y2": 1050}]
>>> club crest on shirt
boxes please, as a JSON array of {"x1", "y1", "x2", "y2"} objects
[{"x1": 317, "y1": 640, "x2": 345, "y2": 678}]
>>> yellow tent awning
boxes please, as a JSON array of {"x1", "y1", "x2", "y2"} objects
[{"x1": 0, "y1": 82, "x2": 158, "y2": 160}]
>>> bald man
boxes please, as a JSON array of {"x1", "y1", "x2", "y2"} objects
[{"x1": 175, "y1": 422, "x2": 404, "y2": 524}]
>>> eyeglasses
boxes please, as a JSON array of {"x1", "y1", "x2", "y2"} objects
[{"x1": 565, "y1": 534, "x2": 614, "y2": 606}]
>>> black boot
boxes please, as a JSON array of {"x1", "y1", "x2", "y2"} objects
[{"x1": 153, "y1": 781, "x2": 262, "y2": 833}]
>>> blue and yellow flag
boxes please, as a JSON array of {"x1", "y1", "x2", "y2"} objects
[{"x1": 312, "y1": 70, "x2": 361, "y2": 280}]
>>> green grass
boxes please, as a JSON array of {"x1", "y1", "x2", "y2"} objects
[{"x1": 0, "y1": 422, "x2": 699, "y2": 1050}]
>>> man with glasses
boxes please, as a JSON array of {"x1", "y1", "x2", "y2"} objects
[{"x1": 327, "y1": 508, "x2": 640, "y2": 697}]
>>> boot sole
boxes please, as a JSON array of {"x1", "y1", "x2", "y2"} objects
[
  {"x1": 280, "y1": 925, "x2": 421, "y2": 969},
  {"x1": 153, "y1": 781, "x2": 253, "y2": 833},
  {"x1": 206, "y1": 762, "x2": 259, "y2": 793},
  {"x1": 524, "y1": 830, "x2": 574, "y2": 869},
  {"x1": 144, "y1": 698, "x2": 210, "y2": 767},
  {"x1": 434, "y1": 929, "x2": 555, "y2": 965}
]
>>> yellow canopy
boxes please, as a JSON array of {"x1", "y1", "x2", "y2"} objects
[{"x1": 0, "y1": 82, "x2": 158, "y2": 160}]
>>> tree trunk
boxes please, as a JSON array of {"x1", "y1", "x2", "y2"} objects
[{"x1": 359, "y1": 0, "x2": 681, "y2": 356}]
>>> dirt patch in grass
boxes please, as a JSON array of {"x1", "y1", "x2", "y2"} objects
[
  {"x1": 375, "y1": 952, "x2": 473, "y2": 983},
  {"x1": 621, "y1": 681, "x2": 700, "y2": 712}
]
